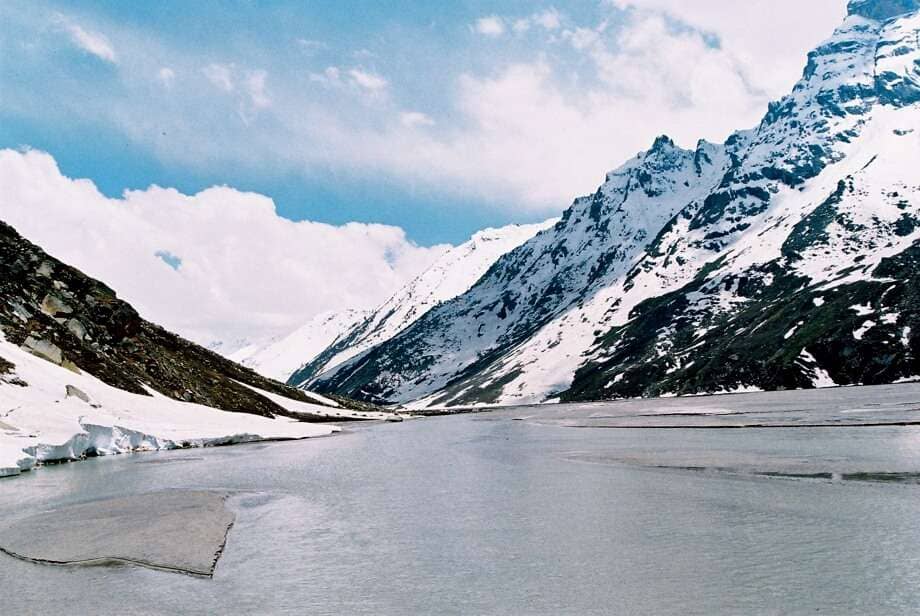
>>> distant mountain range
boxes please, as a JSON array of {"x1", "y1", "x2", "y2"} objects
[
  {"x1": 308, "y1": 0, "x2": 920, "y2": 407},
  {"x1": 236, "y1": 221, "x2": 554, "y2": 384}
]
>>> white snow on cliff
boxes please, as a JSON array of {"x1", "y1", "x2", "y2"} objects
[{"x1": 231, "y1": 309, "x2": 371, "y2": 382}]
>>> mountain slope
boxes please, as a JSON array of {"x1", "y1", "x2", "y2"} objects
[
  {"x1": 314, "y1": 0, "x2": 920, "y2": 407},
  {"x1": 281, "y1": 221, "x2": 555, "y2": 387},
  {"x1": 231, "y1": 309, "x2": 371, "y2": 382}
]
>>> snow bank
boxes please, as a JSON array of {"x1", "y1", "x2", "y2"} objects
[
  {"x1": 233, "y1": 381, "x2": 392, "y2": 420},
  {"x1": 0, "y1": 339, "x2": 340, "y2": 478}
]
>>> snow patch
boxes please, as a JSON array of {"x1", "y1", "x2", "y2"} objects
[
  {"x1": 0, "y1": 339, "x2": 340, "y2": 479},
  {"x1": 853, "y1": 320, "x2": 876, "y2": 340}
]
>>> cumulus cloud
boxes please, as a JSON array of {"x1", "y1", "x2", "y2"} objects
[
  {"x1": 56, "y1": 15, "x2": 117, "y2": 63},
  {"x1": 0, "y1": 148, "x2": 448, "y2": 349},
  {"x1": 605, "y1": 0, "x2": 845, "y2": 94},
  {"x1": 474, "y1": 16, "x2": 505, "y2": 37},
  {"x1": 533, "y1": 8, "x2": 562, "y2": 30},
  {"x1": 314, "y1": 5, "x2": 823, "y2": 209},
  {"x1": 348, "y1": 68, "x2": 388, "y2": 91},
  {"x1": 358, "y1": 2, "x2": 842, "y2": 208},
  {"x1": 193, "y1": 3, "x2": 839, "y2": 211},
  {"x1": 517, "y1": 8, "x2": 562, "y2": 33}
]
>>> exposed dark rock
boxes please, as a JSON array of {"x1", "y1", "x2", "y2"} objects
[{"x1": 848, "y1": 0, "x2": 920, "y2": 21}]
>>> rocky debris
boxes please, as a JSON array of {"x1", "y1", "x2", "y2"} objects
[
  {"x1": 65, "y1": 318, "x2": 86, "y2": 341},
  {"x1": 36, "y1": 261, "x2": 53, "y2": 278},
  {"x1": 0, "y1": 356, "x2": 26, "y2": 387},
  {"x1": 40, "y1": 294, "x2": 72, "y2": 318},
  {"x1": 64, "y1": 384, "x2": 90, "y2": 403},
  {"x1": 21, "y1": 337, "x2": 63, "y2": 365}
]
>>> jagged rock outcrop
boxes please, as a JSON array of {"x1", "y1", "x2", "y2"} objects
[{"x1": 848, "y1": 0, "x2": 919, "y2": 21}]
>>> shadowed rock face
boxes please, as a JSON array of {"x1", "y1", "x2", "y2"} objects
[
  {"x1": 0, "y1": 491, "x2": 234, "y2": 577},
  {"x1": 848, "y1": 0, "x2": 920, "y2": 20}
]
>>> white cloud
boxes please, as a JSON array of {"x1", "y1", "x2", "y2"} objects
[
  {"x1": 564, "y1": 26, "x2": 601, "y2": 50},
  {"x1": 56, "y1": 15, "x2": 117, "y2": 63},
  {"x1": 605, "y1": 0, "x2": 846, "y2": 95},
  {"x1": 357, "y1": 3, "x2": 843, "y2": 209},
  {"x1": 0, "y1": 148, "x2": 448, "y2": 348},
  {"x1": 348, "y1": 68, "x2": 388, "y2": 91},
  {"x1": 500, "y1": 8, "x2": 563, "y2": 36},
  {"x1": 399, "y1": 111, "x2": 435, "y2": 128},
  {"x1": 201, "y1": 64, "x2": 270, "y2": 122},
  {"x1": 311, "y1": 67, "x2": 388, "y2": 94},
  {"x1": 474, "y1": 16, "x2": 505, "y2": 37},
  {"x1": 512, "y1": 19, "x2": 531, "y2": 34},
  {"x1": 245, "y1": 70, "x2": 271, "y2": 108},
  {"x1": 533, "y1": 8, "x2": 561, "y2": 30},
  {"x1": 25, "y1": 2, "x2": 846, "y2": 218},
  {"x1": 313, "y1": 6, "x2": 807, "y2": 209},
  {"x1": 157, "y1": 67, "x2": 175, "y2": 88},
  {"x1": 309, "y1": 66, "x2": 341, "y2": 86},
  {"x1": 203, "y1": 63, "x2": 235, "y2": 92}
]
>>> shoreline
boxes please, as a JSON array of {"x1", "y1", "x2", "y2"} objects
[{"x1": 0, "y1": 425, "x2": 342, "y2": 480}]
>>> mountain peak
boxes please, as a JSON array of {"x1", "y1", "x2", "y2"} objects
[
  {"x1": 848, "y1": 0, "x2": 920, "y2": 20},
  {"x1": 650, "y1": 134, "x2": 676, "y2": 152}
]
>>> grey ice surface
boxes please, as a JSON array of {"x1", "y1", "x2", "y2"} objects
[
  {"x1": 493, "y1": 382, "x2": 920, "y2": 428},
  {"x1": 2, "y1": 384, "x2": 920, "y2": 614},
  {"x1": 0, "y1": 490, "x2": 233, "y2": 577}
]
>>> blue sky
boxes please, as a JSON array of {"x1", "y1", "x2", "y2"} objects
[{"x1": 0, "y1": 0, "x2": 845, "y2": 245}]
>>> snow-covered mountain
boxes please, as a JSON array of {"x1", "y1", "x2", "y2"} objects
[
  {"x1": 240, "y1": 221, "x2": 554, "y2": 386},
  {"x1": 231, "y1": 309, "x2": 371, "y2": 382},
  {"x1": 314, "y1": 0, "x2": 920, "y2": 407},
  {"x1": 0, "y1": 221, "x2": 389, "y2": 476}
]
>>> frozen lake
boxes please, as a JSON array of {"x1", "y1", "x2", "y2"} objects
[{"x1": 2, "y1": 384, "x2": 920, "y2": 614}]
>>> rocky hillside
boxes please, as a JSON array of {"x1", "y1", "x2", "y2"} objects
[
  {"x1": 314, "y1": 0, "x2": 920, "y2": 407},
  {"x1": 0, "y1": 220, "x2": 373, "y2": 421}
]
